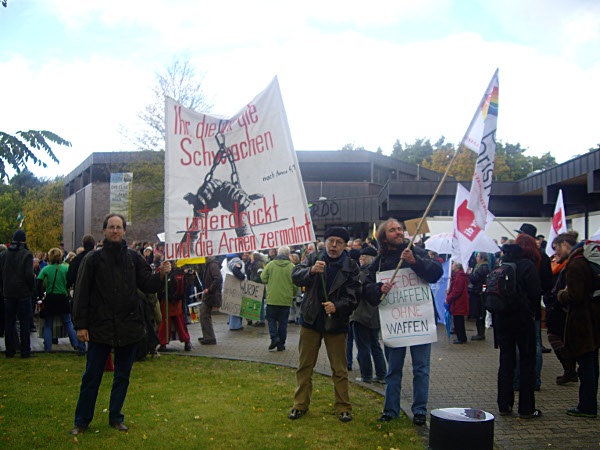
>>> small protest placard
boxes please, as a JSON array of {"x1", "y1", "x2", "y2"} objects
[
  {"x1": 220, "y1": 273, "x2": 265, "y2": 321},
  {"x1": 377, "y1": 268, "x2": 437, "y2": 347}
]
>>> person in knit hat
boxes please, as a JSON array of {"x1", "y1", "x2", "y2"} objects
[
  {"x1": 288, "y1": 226, "x2": 360, "y2": 423},
  {"x1": 0, "y1": 230, "x2": 35, "y2": 358}
]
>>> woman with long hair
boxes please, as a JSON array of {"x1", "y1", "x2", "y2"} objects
[
  {"x1": 38, "y1": 247, "x2": 86, "y2": 354},
  {"x1": 513, "y1": 233, "x2": 544, "y2": 391}
]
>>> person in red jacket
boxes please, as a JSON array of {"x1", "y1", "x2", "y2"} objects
[{"x1": 446, "y1": 261, "x2": 470, "y2": 344}]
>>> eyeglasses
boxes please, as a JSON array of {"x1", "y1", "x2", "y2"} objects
[{"x1": 326, "y1": 238, "x2": 346, "y2": 247}]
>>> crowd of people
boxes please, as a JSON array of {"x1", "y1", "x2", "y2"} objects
[
  {"x1": 1, "y1": 215, "x2": 599, "y2": 434},
  {"x1": 443, "y1": 222, "x2": 599, "y2": 420}
]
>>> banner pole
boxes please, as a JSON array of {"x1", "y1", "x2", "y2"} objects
[
  {"x1": 494, "y1": 218, "x2": 517, "y2": 239},
  {"x1": 165, "y1": 264, "x2": 169, "y2": 344},
  {"x1": 379, "y1": 147, "x2": 463, "y2": 302}
]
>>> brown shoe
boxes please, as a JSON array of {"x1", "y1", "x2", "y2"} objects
[
  {"x1": 70, "y1": 425, "x2": 88, "y2": 435},
  {"x1": 111, "y1": 422, "x2": 129, "y2": 432},
  {"x1": 556, "y1": 371, "x2": 578, "y2": 385}
]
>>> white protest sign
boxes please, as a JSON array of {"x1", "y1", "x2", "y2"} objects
[
  {"x1": 377, "y1": 268, "x2": 437, "y2": 347},
  {"x1": 164, "y1": 77, "x2": 315, "y2": 259},
  {"x1": 220, "y1": 273, "x2": 265, "y2": 321}
]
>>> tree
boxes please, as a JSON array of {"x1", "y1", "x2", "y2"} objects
[
  {"x1": 1, "y1": 1, "x2": 7, "y2": 7},
  {"x1": 0, "y1": 189, "x2": 24, "y2": 244},
  {"x1": 390, "y1": 138, "x2": 435, "y2": 165},
  {"x1": 23, "y1": 179, "x2": 64, "y2": 253},
  {"x1": 0, "y1": 130, "x2": 71, "y2": 182},
  {"x1": 122, "y1": 59, "x2": 212, "y2": 151}
]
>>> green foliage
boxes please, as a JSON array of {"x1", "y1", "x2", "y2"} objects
[
  {"x1": 0, "y1": 130, "x2": 71, "y2": 181},
  {"x1": 0, "y1": 189, "x2": 24, "y2": 244},
  {"x1": 0, "y1": 353, "x2": 422, "y2": 449},
  {"x1": 391, "y1": 138, "x2": 435, "y2": 165},
  {"x1": 23, "y1": 179, "x2": 64, "y2": 253},
  {"x1": 391, "y1": 136, "x2": 557, "y2": 181}
]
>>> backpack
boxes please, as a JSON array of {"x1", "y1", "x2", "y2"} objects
[
  {"x1": 483, "y1": 262, "x2": 520, "y2": 313},
  {"x1": 582, "y1": 241, "x2": 600, "y2": 301}
]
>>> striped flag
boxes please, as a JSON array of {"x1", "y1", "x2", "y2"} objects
[{"x1": 464, "y1": 69, "x2": 499, "y2": 230}]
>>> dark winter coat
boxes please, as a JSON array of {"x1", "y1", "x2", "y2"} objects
[
  {"x1": 202, "y1": 258, "x2": 223, "y2": 308},
  {"x1": 72, "y1": 239, "x2": 164, "y2": 347},
  {"x1": 468, "y1": 262, "x2": 489, "y2": 294},
  {"x1": 446, "y1": 269, "x2": 469, "y2": 316},
  {"x1": 66, "y1": 248, "x2": 93, "y2": 289},
  {"x1": 557, "y1": 245, "x2": 600, "y2": 358},
  {"x1": 0, "y1": 242, "x2": 34, "y2": 298},
  {"x1": 497, "y1": 244, "x2": 542, "y2": 317},
  {"x1": 292, "y1": 250, "x2": 360, "y2": 334},
  {"x1": 350, "y1": 264, "x2": 381, "y2": 329}
]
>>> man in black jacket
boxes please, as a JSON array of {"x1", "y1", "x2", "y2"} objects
[
  {"x1": 70, "y1": 214, "x2": 171, "y2": 436},
  {"x1": 288, "y1": 227, "x2": 360, "y2": 423},
  {"x1": 0, "y1": 230, "x2": 34, "y2": 358}
]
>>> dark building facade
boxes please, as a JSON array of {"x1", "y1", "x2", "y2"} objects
[{"x1": 63, "y1": 149, "x2": 600, "y2": 250}]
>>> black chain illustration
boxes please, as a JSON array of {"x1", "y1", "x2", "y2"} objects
[{"x1": 182, "y1": 122, "x2": 263, "y2": 248}]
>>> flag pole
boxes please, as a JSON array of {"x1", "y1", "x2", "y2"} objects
[
  {"x1": 494, "y1": 218, "x2": 516, "y2": 239},
  {"x1": 379, "y1": 146, "x2": 463, "y2": 302}
]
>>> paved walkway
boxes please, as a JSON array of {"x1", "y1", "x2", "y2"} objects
[{"x1": 4, "y1": 314, "x2": 598, "y2": 449}]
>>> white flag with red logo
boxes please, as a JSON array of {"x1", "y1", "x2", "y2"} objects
[
  {"x1": 464, "y1": 69, "x2": 499, "y2": 231},
  {"x1": 546, "y1": 189, "x2": 567, "y2": 257},
  {"x1": 452, "y1": 184, "x2": 499, "y2": 271}
]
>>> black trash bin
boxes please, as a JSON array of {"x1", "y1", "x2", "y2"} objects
[{"x1": 429, "y1": 408, "x2": 494, "y2": 450}]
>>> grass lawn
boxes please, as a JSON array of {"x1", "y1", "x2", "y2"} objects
[{"x1": 0, "y1": 353, "x2": 423, "y2": 449}]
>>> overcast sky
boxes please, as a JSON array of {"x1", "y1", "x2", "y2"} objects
[{"x1": 1, "y1": 0, "x2": 599, "y2": 179}]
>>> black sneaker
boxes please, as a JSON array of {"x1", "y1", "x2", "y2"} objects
[
  {"x1": 499, "y1": 406, "x2": 513, "y2": 416},
  {"x1": 268, "y1": 338, "x2": 280, "y2": 351},
  {"x1": 288, "y1": 409, "x2": 307, "y2": 420},
  {"x1": 377, "y1": 414, "x2": 394, "y2": 422},
  {"x1": 519, "y1": 409, "x2": 542, "y2": 419},
  {"x1": 339, "y1": 412, "x2": 352, "y2": 422},
  {"x1": 277, "y1": 345, "x2": 285, "y2": 351},
  {"x1": 413, "y1": 414, "x2": 427, "y2": 426},
  {"x1": 566, "y1": 408, "x2": 597, "y2": 418}
]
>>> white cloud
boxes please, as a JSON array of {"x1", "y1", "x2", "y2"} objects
[{"x1": 5, "y1": 0, "x2": 600, "y2": 180}]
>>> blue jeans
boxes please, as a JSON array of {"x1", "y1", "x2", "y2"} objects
[
  {"x1": 43, "y1": 313, "x2": 85, "y2": 353},
  {"x1": 347, "y1": 325, "x2": 354, "y2": 370},
  {"x1": 353, "y1": 322, "x2": 387, "y2": 380},
  {"x1": 74, "y1": 341, "x2": 138, "y2": 427},
  {"x1": 228, "y1": 314, "x2": 243, "y2": 330},
  {"x1": 4, "y1": 297, "x2": 32, "y2": 357},
  {"x1": 576, "y1": 348, "x2": 599, "y2": 414},
  {"x1": 266, "y1": 304, "x2": 290, "y2": 345},
  {"x1": 383, "y1": 343, "x2": 431, "y2": 418}
]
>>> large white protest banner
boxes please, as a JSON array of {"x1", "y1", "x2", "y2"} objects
[
  {"x1": 164, "y1": 77, "x2": 315, "y2": 259},
  {"x1": 220, "y1": 274, "x2": 265, "y2": 321},
  {"x1": 377, "y1": 268, "x2": 437, "y2": 347}
]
